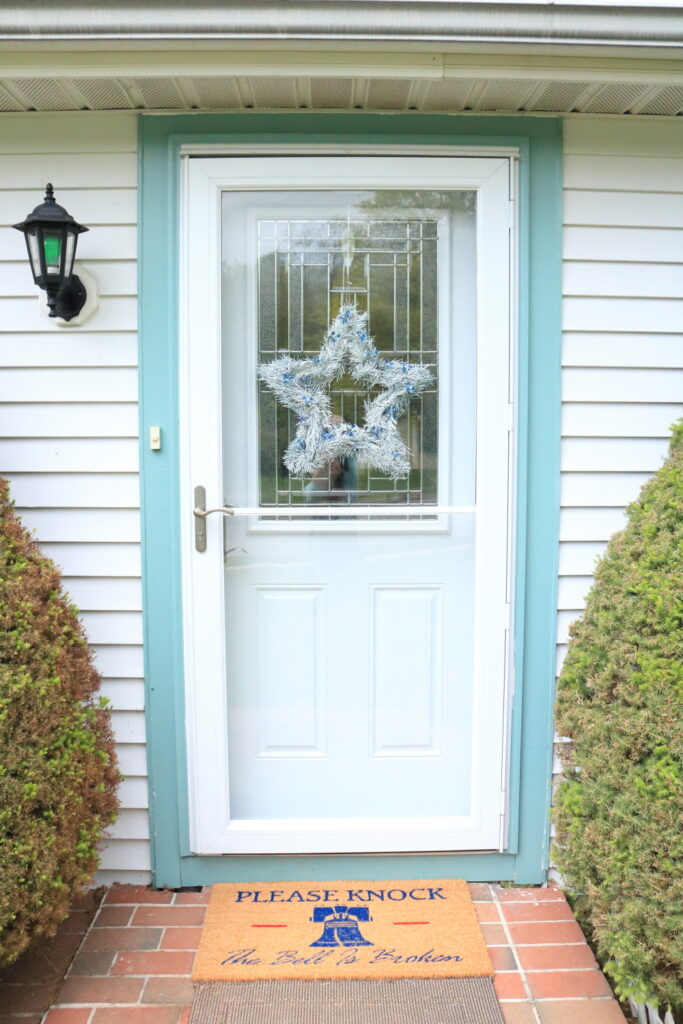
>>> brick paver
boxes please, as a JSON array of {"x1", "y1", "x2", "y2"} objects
[
  {"x1": 44, "y1": 883, "x2": 629, "y2": 1023},
  {"x1": 0, "y1": 887, "x2": 101, "y2": 1024},
  {"x1": 501, "y1": 1005, "x2": 538, "y2": 1024},
  {"x1": 44, "y1": 1011, "x2": 92, "y2": 1024}
]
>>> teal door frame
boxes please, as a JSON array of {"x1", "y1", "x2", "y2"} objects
[{"x1": 138, "y1": 112, "x2": 562, "y2": 888}]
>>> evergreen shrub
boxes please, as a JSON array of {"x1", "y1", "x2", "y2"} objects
[
  {"x1": 554, "y1": 422, "x2": 683, "y2": 1011},
  {"x1": 0, "y1": 478, "x2": 119, "y2": 966}
]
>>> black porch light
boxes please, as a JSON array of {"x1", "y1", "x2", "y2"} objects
[{"x1": 13, "y1": 183, "x2": 89, "y2": 321}]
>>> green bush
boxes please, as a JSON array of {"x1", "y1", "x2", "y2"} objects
[
  {"x1": 554, "y1": 421, "x2": 683, "y2": 1011},
  {"x1": 0, "y1": 478, "x2": 119, "y2": 966}
]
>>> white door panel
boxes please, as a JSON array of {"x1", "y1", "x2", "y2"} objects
[{"x1": 181, "y1": 155, "x2": 514, "y2": 855}]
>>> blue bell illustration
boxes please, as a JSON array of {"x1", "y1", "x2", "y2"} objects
[{"x1": 309, "y1": 905, "x2": 373, "y2": 947}]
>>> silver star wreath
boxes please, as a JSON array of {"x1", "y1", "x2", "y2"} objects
[{"x1": 258, "y1": 304, "x2": 433, "y2": 480}]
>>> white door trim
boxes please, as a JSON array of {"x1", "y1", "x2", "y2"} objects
[{"x1": 180, "y1": 153, "x2": 516, "y2": 855}]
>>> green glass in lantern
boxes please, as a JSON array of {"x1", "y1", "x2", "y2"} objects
[{"x1": 43, "y1": 233, "x2": 61, "y2": 268}]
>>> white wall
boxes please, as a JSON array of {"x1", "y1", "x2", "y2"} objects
[
  {"x1": 551, "y1": 118, "x2": 683, "y2": 857},
  {"x1": 0, "y1": 113, "x2": 149, "y2": 885},
  {"x1": 1, "y1": 111, "x2": 681, "y2": 884},
  {"x1": 559, "y1": 116, "x2": 683, "y2": 665}
]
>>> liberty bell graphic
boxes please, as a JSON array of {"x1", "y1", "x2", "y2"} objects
[{"x1": 309, "y1": 906, "x2": 373, "y2": 947}]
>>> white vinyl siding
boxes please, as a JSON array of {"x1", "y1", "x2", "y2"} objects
[
  {"x1": 548, "y1": 119, "x2": 683, "y2": 872},
  {"x1": 559, "y1": 117, "x2": 683, "y2": 672},
  {"x1": 551, "y1": 118, "x2": 683, "y2": 873},
  {"x1": 0, "y1": 113, "x2": 149, "y2": 885}
]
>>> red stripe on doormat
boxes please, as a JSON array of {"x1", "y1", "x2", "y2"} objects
[
  {"x1": 251, "y1": 924, "x2": 288, "y2": 928},
  {"x1": 393, "y1": 921, "x2": 430, "y2": 925}
]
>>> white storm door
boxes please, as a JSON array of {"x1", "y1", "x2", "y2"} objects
[{"x1": 181, "y1": 155, "x2": 514, "y2": 856}]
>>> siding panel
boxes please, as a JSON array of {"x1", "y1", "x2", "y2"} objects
[
  {"x1": 564, "y1": 154, "x2": 683, "y2": 191},
  {"x1": 118, "y1": 778, "x2": 150, "y2": 810},
  {"x1": 42, "y1": 543, "x2": 142, "y2": 577},
  {"x1": 0, "y1": 296, "x2": 137, "y2": 332},
  {"x1": 0, "y1": 368, "x2": 138, "y2": 402},
  {"x1": 556, "y1": 118, "x2": 683, "y2": 876},
  {"x1": 0, "y1": 439, "x2": 139, "y2": 473},
  {"x1": 560, "y1": 117, "x2": 683, "y2": 639},
  {"x1": 0, "y1": 114, "x2": 136, "y2": 153},
  {"x1": 0, "y1": 225, "x2": 137, "y2": 262},
  {"x1": 561, "y1": 437, "x2": 669, "y2": 472},
  {"x1": 0, "y1": 152, "x2": 137, "y2": 188},
  {"x1": 561, "y1": 117, "x2": 683, "y2": 638},
  {"x1": 559, "y1": 507, "x2": 627, "y2": 541},
  {"x1": 1, "y1": 261, "x2": 137, "y2": 298},
  {"x1": 81, "y1": 612, "x2": 144, "y2": 646},
  {"x1": 99, "y1": 679, "x2": 145, "y2": 712},
  {"x1": 0, "y1": 113, "x2": 147, "y2": 884},
  {"x1": 5, "y1": 473, "x2": 140, "y2": 509},
  {"x1": 0, "y1": 335, "x2": 138, "y2": 366},
  {"x1": 562, "y1": 402, "x2": 683, "y2": 436},
  {"x1": 562, "y1": 335, "x2": 683, "y2": 368},
  {"x1": 564, "y1": 190, "x2": 683, "y2": 228},
  {"x1": 563, "y1": 368, "x2": 683, "y2": 403},
  {"x1": 0, "y1": 189, "x2": 136, "y2": 226},
  {"x1": 100, "y1": 680, "x2": 146, "y2": 712},
  {"x1": 563, "y1": 265, "x2": 683, "y2": 301},
  {"x1": 18, "y1": 509, "x2": 141, "y2": 542},
  {"x1": 563, "y1": 297, "x2": 683, "y2": 334},
  {"x1": 563, "y1": 227, "x2": 683, "y2": 263},
  {"x1": 66, "y1": 577, "x2": 143, "y2": 611},
  {"x1": 0, "y1": 404, "x2": 138, "y2": 437}
]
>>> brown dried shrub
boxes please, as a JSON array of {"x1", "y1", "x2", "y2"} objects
[{"x1": 0, "y1": 477, "x2": 119, "y2": 965}]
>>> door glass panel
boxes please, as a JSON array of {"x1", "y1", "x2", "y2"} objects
[
  {"x1": 221, "y1": 190, "x2": 475, "y2": 513},
  {"x1": 220, "y1": 183, "x2": 480, "y2": 826}
]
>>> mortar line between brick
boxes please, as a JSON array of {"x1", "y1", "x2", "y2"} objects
[
  {"x1": 516, "y1": 967, "x2": 601, "y2": 972},
  {"x1": 495, "y1": 967, "x2": 599, "y2": 973},
  {"x1": 475, "y1": 897, "x2": 564, "y2": 903},
  {"x1": 534, "y1": 996, "x2": 617, "y2": 1002},
  {"x1": 499, "y1": 918, "x2": 577, "y2": 923},
  {"x1": 490, "y1": 889, "x2": 543, "y2": 1024},
  {"x1": 513, "y1": 941, "x2": 585, "y2": 947},
  {"x1": 92, "y1": 925, "x2": 166, "y2": 930},
  {"x1": 52, "y1": 1003, "x2": 153, "y2": 1009},
  {"x1": 112, "y1": 973, "x2": 198, "y2": 978}
]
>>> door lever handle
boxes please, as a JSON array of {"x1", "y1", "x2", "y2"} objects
[{"x1": 193, "y1": 485, "x2": 235, "y2": 552}]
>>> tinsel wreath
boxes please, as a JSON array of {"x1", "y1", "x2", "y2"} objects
[{"x1": 258, "y1": 305, "x2": 433, "y2": 480}]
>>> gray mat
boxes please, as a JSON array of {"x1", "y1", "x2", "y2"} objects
[{"x1": 190, "y1": 978, "x2": 504, "y2": 1024}]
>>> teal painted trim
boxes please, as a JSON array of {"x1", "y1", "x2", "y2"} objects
[
  {"x1": 511, "y1": 133, "x2": 563, "y2": 881},
  {"x1": 138, "y1": 123, "x2": 188, "y2": 884},
  {"x1": 138, "y1": 112, "x2": 562, "y2": 889}
]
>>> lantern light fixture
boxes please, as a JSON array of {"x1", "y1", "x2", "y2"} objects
[{"x1": 13, "y1": 183, "x2": 89, "y2": 322}]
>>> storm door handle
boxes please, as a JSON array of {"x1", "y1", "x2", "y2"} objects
[{"x1": 193, "y1": 485, "x2": 235, "y2": 552}]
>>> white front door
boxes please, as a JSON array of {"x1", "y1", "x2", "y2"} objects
[{"x1": 181, "y1": 155, "x2": 514, "y2": 856}]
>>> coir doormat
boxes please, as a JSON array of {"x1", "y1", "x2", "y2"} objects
[{"x1": 192, "y1": 879, "x2": 493, "y2": 982}]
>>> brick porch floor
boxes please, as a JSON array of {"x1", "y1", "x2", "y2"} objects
[{"x1": 40, "y1": 884, "x2": 629, "y2": 1024}]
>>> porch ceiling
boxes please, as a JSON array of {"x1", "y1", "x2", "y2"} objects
[{"x1": 1, "y1": 58, "x2": 682, "y2": 116}]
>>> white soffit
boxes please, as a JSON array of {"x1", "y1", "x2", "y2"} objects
[
  {"x1": 0, "y1": 51, "x2": 681, "y2": 115},
  {"x1": 1, "y1": 75, "x2": 682, "y2": 116}
]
